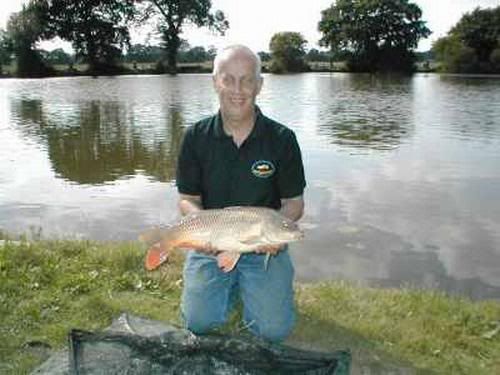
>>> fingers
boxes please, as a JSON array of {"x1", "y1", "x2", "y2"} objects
[
  {"x1": 192, "y1": 243, "x2": 283, "y2": 255},
  {"x1": 194, "y1": 248, "x2": 219, "y2": 255},
  {"x1": 255, "y1": 244, "x2": 283, "y2": 254},
  {"x1": 217, "y1": 252, "x2": 241, "y2": 273}
]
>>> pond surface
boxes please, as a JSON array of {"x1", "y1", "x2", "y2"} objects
[{"x1": 1, "y1": 73, "x2": 499, "y2": 300}]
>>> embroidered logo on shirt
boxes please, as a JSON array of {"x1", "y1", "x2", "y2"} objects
[{"x1": 251, "y1": 160, "x2": 276, "y2": 178}]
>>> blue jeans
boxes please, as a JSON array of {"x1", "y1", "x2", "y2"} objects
[{"x1": 181, "y1": 248, "x2": 295, "y2": 342}]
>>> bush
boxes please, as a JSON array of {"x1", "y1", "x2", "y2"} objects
[{"x1": 490, "y1": 48, "x2": 500, "y2": 72}]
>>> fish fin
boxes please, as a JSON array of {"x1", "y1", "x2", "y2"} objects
[
  {"x1": 238, "y1": 222, "x2": 263, "y2": 245},
  {"x1": 264, "y1": 253, "x2": 271, "y2": 271},
  {"x1": 217, "y1": 252, "x2": 241, "y2": 273},
  {"x1": 144, "y1": 244, "x2": 170, "y2": 271}
]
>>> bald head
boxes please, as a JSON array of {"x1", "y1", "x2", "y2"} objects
[{"x1": 212, "y1": 45, "x2": 262, "y2": 79}]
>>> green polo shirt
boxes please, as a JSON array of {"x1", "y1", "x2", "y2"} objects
[{"x1": 176, "y1": 107, "x2": 306, "y2": 209}]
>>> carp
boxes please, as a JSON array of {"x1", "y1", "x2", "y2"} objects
[{"x1": 140, "y1": 206, "x2": 303, "y2": 272}]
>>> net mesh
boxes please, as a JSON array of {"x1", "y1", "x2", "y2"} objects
[{"x1": 33, "y1": 313, "x2": 351, "y2": 375}]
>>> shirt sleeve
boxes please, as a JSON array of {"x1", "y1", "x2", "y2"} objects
[
  {"x1": 276, "y1": 131, "x2": 306, "y2": 199},
  {"x1": 176, "y1": 127, "x2": 201, "y2": 195}
]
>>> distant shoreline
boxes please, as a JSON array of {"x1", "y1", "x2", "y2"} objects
[{"x1": 0, "y1": 61, "x2": 439, "y2": 79}]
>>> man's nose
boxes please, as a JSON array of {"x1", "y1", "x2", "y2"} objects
[{"x1": 233, "y1": 80, "x2": 242, "y2": 93}]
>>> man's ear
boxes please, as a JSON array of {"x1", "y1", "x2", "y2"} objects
[{"x1": 212, "y1": 75, "x2": 218, "y2": 90}]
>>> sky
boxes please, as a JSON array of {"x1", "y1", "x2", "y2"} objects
[{"x1": 1, "y1": 0, "x2": 500, "y2": 53}]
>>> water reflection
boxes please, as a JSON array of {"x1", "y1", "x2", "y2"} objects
[
  {"x1": 10, "y1": 98, "x2": 184, "y2": 184},
  {"x1": 316, "y1": 74, "x2": 414, "y2": 150},
  {"x1": 412, "y1": 75, "x2": 500, "y2": 144}
]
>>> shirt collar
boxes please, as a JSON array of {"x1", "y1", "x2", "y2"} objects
[{"x1": 214, "y1": 106, "x2": 265, "y2": 140}]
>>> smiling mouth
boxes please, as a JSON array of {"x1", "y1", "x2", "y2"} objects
[{"x1": 230, "y1": 98, "x2": 245, "y2": 105}]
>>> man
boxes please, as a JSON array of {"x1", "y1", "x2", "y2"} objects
[{"x1": 176, "y1": 44, "x2": 306, "y2": 342}]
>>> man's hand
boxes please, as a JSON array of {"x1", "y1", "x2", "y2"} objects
[
  {"x1": 178, "y1": 194, "x2": 203, "y2": 216},
  {"x1": 178, "y1": 194, "x2": 217, "y2": 254},
  {"x1": 252, "y1": 198, "x2": 304, "y2": 255}
]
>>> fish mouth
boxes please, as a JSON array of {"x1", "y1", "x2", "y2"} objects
[
  {"x1": 296, "y1": 230, "x2": 305, "y2": 240},
  {"x1": 288, "y1": 230, "x2": 304, "y2": 241}
]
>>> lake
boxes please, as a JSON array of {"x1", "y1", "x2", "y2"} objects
[{"x1": 1, "y1": 73, "x2": 499, "y2": 300}]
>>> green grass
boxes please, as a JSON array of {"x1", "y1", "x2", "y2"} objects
[
  {"x1": 0, "y1": 239, "x2": 183, "y2": 373},
  {"x1": 0, "y1": 239, "x2": 499, "y2": 374},
  {"x1": 294, "y1": 283, "x2": 500, "y2": 374}
]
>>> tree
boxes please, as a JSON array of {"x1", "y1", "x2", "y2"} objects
[
  {"x1": 450, "y1": 6, "x2": 500, "y2": 63},
  {"x1": 38, "y1": 0, "x2": 136, "y2": 74},
  {"x1": 257, "y1": 51, "x2": 271, "y2": 63},
  {"x1": 305, "y1": 48, "x2": 331, "y2": 62},
  {"x1": 41, "y1": 48, "x2": 73, "y2": 65},
  {"x1": 207, "y1": 45, "x2": 217, "y2": 61},
  {"x1": 0, "y1": 29, "x2": 14, "y2": 75},
  {"x1": 491, "y1": 47, "x2": 500, "y2": 71},
  {"x1": 432, "y1": 34, "x2": 477, "y2": 73},
  {"x1": 451, "y1": 7, "x2": 500, "y2": 62},
  {"x1": 6, "y1": 2, "x2": 51, "y2": 77},
  {"x1": 432, "y1": 5, "x2": 500, "y2": 73},
  {"x1": 178, "y1": 46, "x2": 209, "y2": 63},
  {"x1": 414, "y1": 50, "x2": 434, "y2": 62},
  {"x1": 269, "y1": 32, "x2": 308, "y2": 73},
  {"x1": 318, "y1": 0, "x2": 431, "y2": 73},
  {"x1": 125, "y1": 43, "x2": 164, "y2": 63},
  {"x1": 140, "y1": 0, "x2": 228, "y2": 74}
]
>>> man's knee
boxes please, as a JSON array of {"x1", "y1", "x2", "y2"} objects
[
  {"x1": 248, "y1": 312, "x2": 295, "y2": 342},
  {"x1": 181, "y1": 287, "x2": 230, "y2": 334},
  {"x1": 182, "y1": 306, "x2": 226, "y2": 334},
  {"x1": 181, "y1": 252, "x2": 233, "y2": 334}
]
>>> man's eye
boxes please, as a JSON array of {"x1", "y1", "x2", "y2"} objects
[{"x1": 242, "y1": 78, "x2": 255, "y2": 86}]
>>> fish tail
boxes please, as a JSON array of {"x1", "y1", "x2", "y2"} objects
[{"x1": 144, "y1": 241, "x2": 173, "y2": 271}]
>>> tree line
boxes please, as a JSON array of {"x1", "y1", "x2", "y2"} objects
[
  {"x1": 0, "y1": 0, "x2": 498, "y2": 77},
  {"x1": 32, "y1": 44, "x2": 218, "y2": 66},
  {"x1": 0, "y1": 0, "x2": 336, "y2": 77}
]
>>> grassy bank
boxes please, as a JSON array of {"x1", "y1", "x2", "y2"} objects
[{"x1": 0, "y1": 239, "x2": 498, "y2": 374}]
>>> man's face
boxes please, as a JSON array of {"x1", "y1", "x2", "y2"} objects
[{"x1": 213, "y1": 52, "x2": 263, "y2": 122}]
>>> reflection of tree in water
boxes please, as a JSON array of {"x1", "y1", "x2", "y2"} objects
[
  {"x1": 11, "y1": 99, "x2": 184, "y2": 184},
  {"x1": 328, "y1": 117, "x2": 406, "y2": 150},
  {"x1": 318, "y1": 74, "x2": 414, "y2": 151},
  {"x1": 432, "y1": 76, "x2": 500, "y2": 142}
]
